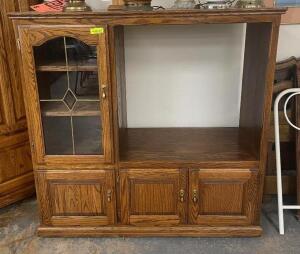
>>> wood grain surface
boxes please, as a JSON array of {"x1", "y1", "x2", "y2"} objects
[
  {"x1": 119, "y1": 128, "x2": 259, "y2": 169},
  {"x1": 11, "y1": 9, "x2": 285, "y2": 236},
  {"x1": 0, "y1": 0, "x2": 34, "y2": 208}
]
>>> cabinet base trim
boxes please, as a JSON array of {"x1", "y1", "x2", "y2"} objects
[
  {"x1": 38, "y1": 225, "x2": 262, "y2": 237},
  {"x1": 0, "y1": 184, "x2": 35, "y2": 208},
  {"x1": 0, "y1": 172, "x2": 35, "y2": 208}
]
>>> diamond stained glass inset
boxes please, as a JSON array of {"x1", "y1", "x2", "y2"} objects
[{"x1": 64, "y1": 90, "x2": 76, "y2": 110}]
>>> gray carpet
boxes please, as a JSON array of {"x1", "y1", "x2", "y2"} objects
[{"x1": 1, "y1": 196, "x2": 300, "y2": 254}]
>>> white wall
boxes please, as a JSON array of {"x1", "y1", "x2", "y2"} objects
[
  {"x1": 277, "y1": 25, "x2": 300, "y2": 61},
  {"x1": 87, "y1": 0, "x2": 300, "y2": 127},
  {"x1": 124, "y1": 24, "x2": 245, "y2": 127},
  {"x1": 86, "y1": 0, "x2": 111, "y2": 10}
]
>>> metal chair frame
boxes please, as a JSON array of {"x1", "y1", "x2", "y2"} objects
[{"x1": 274, "y1": 88, "x2": 300, "y2": 235}]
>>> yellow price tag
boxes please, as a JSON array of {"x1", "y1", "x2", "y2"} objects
[{"x1": 90, "y1": 27, "x2": 104, "y2": 35}]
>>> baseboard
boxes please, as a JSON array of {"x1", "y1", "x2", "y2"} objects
[
  {"x1": 0, "y1": 183, "x2": 35, "y2": 208},
  {"x1": 38, "y1": 225, "x2": 262, "y2": 237},
  {"x1": 0, "y1": 172, "x2": 35, "y2": 208}
]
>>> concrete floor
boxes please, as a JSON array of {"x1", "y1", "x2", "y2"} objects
[{"x1": 1, "y1": 197, "x2": 300, "y2": 254}]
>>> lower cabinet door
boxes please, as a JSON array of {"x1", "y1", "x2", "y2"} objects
[
  {"x1": 35, "y1": 169, "x2": 116, "y2": 226},
  {"x1": 120, "y1": 169, "x2": 187, "y2": 226},
  {"x1": 189, "y1": 168, "x2": 258, "y2": 226}
]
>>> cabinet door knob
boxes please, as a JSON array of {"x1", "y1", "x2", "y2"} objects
[
  {"x1": 192, "y1": 189, "x2": 198, "y2": 203},
  {"x1": 107, "y1": 190, "x2": 112, "y2": 202},
  {"x1": 179, "y1": 189, "x2": 185, "y2": 203},
  {"x1": 102, "y1": 85, "x2": 107, "y2": 99}
]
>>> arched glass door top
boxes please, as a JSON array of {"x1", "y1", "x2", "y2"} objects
[{"x1": 33, "y1": 37, "x2": 102, "y2": 155}]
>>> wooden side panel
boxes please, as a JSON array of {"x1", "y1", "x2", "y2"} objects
[
  {"x1": 0, "y1": 0, "x2": 33, "y2": 207},
  {"x1": 0, "y1": 142, "x2": 32, "y2": 183},
  {"x1": 239, "y1": 22, "x2": 273, "y2": 156},
  {"x1": 110, "y1": 26, "x2": 127, "y2": 163},
  {"x1": 0, "y1": 23, "x2": 6, "y2": 129},
  {"x1": 0, "y1": 8, "x2": 15, "y2": 134},
  {"x1": 0, "y1": 131, "x2": 34, "y2": 208},
  {"x1": 120, "y1": 169, "x2": 187, "y2": 226},
  {"x1": 189, "y1": 169, "x2": 258, "y2": 226},
  {"x1": 114, "y1": 26, "x2": 127, "y2": 132},
  {"x1": 0, "y1": 0, "x2": 34, "y2": 134},
  {"x1": 257, "y1": 20, "x2": 281, "y2": 222},
  {"x1": 35, "y1": 170, "x2": 116, "y2": 226},
  {"x1": 0, "y1": 0, "x2": 27, "y2": 127},
  {"x1": 240, "y1": 20, "x2": 280, "y2": 224}
]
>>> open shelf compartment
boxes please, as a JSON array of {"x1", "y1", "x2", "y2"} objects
[
  {"x1": 115, "y1": 22, "x2": 272, "y2": 168},
  {"x1": 119, "y1": 127, "x2": 259, "y2": 167}
]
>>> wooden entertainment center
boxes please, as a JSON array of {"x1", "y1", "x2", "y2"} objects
[{"x1": 10, "y1": 8, "x2": 285, "y2": 237}]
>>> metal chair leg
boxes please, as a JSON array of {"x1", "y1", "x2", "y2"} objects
[{"x1": 274, "y1": 88, "x2": 300, "y2": 235}]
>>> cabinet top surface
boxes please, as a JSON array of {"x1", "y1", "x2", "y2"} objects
[{"x1": 10, "y1": 8, "x2": 286, "y2": 20}]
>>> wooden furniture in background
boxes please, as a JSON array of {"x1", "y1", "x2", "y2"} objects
[
  {"x1": 11, "y1": 8, "x2": 285, "y2": 237},
  {"x1": 17, "y1": 0, "x2": 42, "y2": 11},
  {"x1": 265, "y1": 57, "x2": 300, "y2": 221},
  {"x1": 0, "y1": 0, "x2": 37, "y2": 208},
  {"x1": 109, "y1": 0, "x2": 125, "y2": 10},
  {"x1": 265, "y1": 57, "x2": 298, "y2": 195}
]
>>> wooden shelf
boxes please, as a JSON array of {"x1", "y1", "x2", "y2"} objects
[
  {"x1": 11, "y1": 8, "x2": 287, "y2": 19},
  {"x1": 36, "y1": 59, "x2": 97, "y2": 72},
  {"x1": 41, "y1": 101, "x2": 100, "y2": 117},
  {"x1": 119, "y1": 128, "x2": 259, "y2": 168}
]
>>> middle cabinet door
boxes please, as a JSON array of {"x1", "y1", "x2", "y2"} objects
[{"x1": 120, "y1": 169, "x2": 187, "y2": 226}]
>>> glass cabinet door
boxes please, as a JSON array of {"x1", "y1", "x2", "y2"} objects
[{"x1": 19, "y1": 27, "x2": 112, "y2": 164}]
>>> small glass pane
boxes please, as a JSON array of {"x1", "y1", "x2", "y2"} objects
[
  {"x1": 73, "y1": 116, "x2": 102, "y2": 155},
  {"x1": 42, "y1": 116, "x2": 73, "y2": 155},
  {"x1": 69, "y1": 71, "x2": 99, "y2": 100},
  {"x1": 34, "y1": 37, "x2": 66, "y2": 68},
  {"x1": 72, "y1": 101, "x2": 100, "y2": 116},
  {"x1": 40, "y1": 101, "x2": 69, "y2": 117},
  {"x1": 37, "y1": 72, "x2": 68, "y2": 100},
  {"x1": 33, "y1": 37, "x2": 103, "y2": 156},
  {"x1": 66, "y1": 38, "x2": 97, "y2": 68},
  {"x1": 275, "y1": 0, "x2": 300, "y2": 6}
]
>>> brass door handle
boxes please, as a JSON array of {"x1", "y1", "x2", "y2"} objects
[
  {"x1": 102, "y1": 85, "x2": 107, "y2": 99},
  {"x1": 107, "y1": 190, "x2": 112, "y2": 202},
  {"x1": 179, "y1": 189, "x2": 185, "y2": 203},
  {"x1": 192, "y1": 189, "x2": 198, "y2": 203}
]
